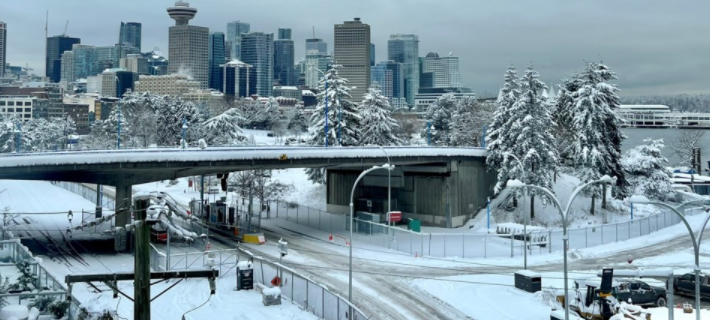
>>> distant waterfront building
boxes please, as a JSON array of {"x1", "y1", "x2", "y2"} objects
[
  {"x1": 119, "y1": 22, "x2": 142, "y2": 51},
  {"x1": 134, "y1": 74, "x2": 200, "y2": 96},
  {"x1": 273, "y1": 28, "x2": 294, "y2": 86},
  {"x1": 0, "y1": 21, "x2": 6, "y2": 77},
  {"x1": 334, "y1": 18, "x2": 370, "y2": 101},
  {"x1": 226, "y1": 21, "x2": 250, "y2": 60},
  {"x1": 208, "y1": 32, "x2": 226, "y2": 91},
  {"x1": 46, "y1": 35, "x2": 81, "y2": 83},
  {"x1": 421, "y1": 52, "x2": 462, "y2": 89},
  {"x1": 388, "y1": 34, "x2": 419, "y2": 106},
  {"x1": 240, "y1": 32, "x2": 273, "y2": 97},
  {"x1": 167, "y1": 1, "x2": 209, "y2": 88},
  {"x1": 222, "y1": 59, "x2": 253, "y2": 97}
]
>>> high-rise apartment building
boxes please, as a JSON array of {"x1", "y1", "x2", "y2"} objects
[
  {"x1": 273, "y1": 28, "x2": 294, "y2": 86},
  {"x1": 46, "y1": 36, "x2": 81, "y2": 83},
  {"x1": 388, "y1": 34, "x2": 419, "y2": 106},
  {"x1": 167, "y1": 1, "x2": 209, "y2": 88},
  {"x1": 240, "y1": 32, "x2": 273, "y2": 97},
  {"x1": 208, "y1": 32, "x2": 225, "y2": 91},
  {"x1": 421, "y1": 52, "x2": 462, "y2": 89},
  {"x1": 334, "y1": 18, "x2": 370, "y2": 101},
  {"x1": 222, "y1": 60, "x2": 253, "y2": 97},
  {"x1": 101, "y1": 68, "x2": 136, "y2": 98},
  {"x1": 372, "y1": 61, "x2": 405, "y2": 108},
  {"x1": 0, "y1": 21, "x2": 6, "y2": 77},
  {"x1": 306, "y1": 38, "x2": 327, "y2": 55},
  {"x1": 226, "y1": 21, "x2": 250, "y2": 60},
  {"x1": 120, "y1": 54, "x2": 150, "y2": 75},
  {"x1": 119, "y1": 22, "x2": 142, "y2": 51}
]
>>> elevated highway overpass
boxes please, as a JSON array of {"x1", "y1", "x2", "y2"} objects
[{"x1": 0, "y1": 146, "x2": 494, "y2": 232}]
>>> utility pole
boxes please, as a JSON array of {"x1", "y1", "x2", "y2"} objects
[{"x1": 134, "y1": 198, "x2": 151, "y2": 320}]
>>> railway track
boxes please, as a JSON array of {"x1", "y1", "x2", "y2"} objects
[{"x1": 14, "y1": 218, "x2": 90, "y2": 268}]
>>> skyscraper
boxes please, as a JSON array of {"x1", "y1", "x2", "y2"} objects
[
  {"x1": 208, "y1": 32, "x2": 225, "y2": 91},
  {"x1": 46, "y1": 35, "x2": 81, "y2": 83},
  {"x1": 240, "y1": 32, "x2": 273, "y2": 97},
  {"x1": 334, "y1": 18, "x2": 371, "y2": 101},
  {"x1": 222, "y1": 60, "x2": 252, "y2": 97},
  {"x1": 226, "y1": 21, "x2": 250, "y2": 60},
  {"x1": 306, "y1": 38, "x2": 327, "y2": 55},
  {"x1": 388, "y1": 34, "x2": 419, "y2": 106},
  {"x1": 167, "y1": 1, "x2": 209, "y2": 88},
  {"x1": 370, "y1": 43, "x2": 375, "y2": 66},
  {"x1": 273, "y1": 28, "x2": 294, "y2": 86},
  {"x1": 0, "y1": 21, "x2": 6, "y2": 77},
  {"x1": 119, "y1": 22, "x2": 142, "y2": 51}
]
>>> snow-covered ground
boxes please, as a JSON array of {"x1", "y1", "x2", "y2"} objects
[{"x1": 0, "y1": 180, "x2": 318, "y2": 320}]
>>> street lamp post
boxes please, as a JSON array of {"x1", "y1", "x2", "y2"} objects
[
  {"x1": 115, "y1": 76, "x2": 122, "y2": 150},
  {"x1": 629, "y1": 197, "x2": 704, "y2": 320},
  {"x1": 379, "y1": 147, "x2": 394, "y2": 246},
  {"x1": 14, "y1": 121, "x2": 21, "y2": 153},
  {"x1": 181, "y1": 117, "x2": 187, "y2": 149},
  {"x1": 508, "y1": 175, "x2": 617, "y2": 320},
  {"x1": 503, "y1": 152, "x2": 528, "y2": 269},
  {"x1": 349, "y1": 164, "x2": 392, "y2": 316},
  {"x1": 310, "y1": 67, "x2": 328, "y2": 147}
]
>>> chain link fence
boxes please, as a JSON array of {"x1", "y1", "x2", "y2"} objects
[
  {"x1": 149, "y1": 243, "x2": 369, "y2": 320},
  {"x1": 265, "y1": 199, "x2": 700, "y2": 259}
]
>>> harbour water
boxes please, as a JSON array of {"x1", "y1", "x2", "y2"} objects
[{"x1": 622, "y1": 128, "x2": 710, "y2": 167}]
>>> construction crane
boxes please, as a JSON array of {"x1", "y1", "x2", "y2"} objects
[
  {"x1": 23, "y1": 63, "x2": 33, "y2": 73},
  {"x1": 63, "y1": 20, "x2": 69, "y2": 36}
]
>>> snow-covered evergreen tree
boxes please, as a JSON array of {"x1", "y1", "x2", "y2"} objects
[
  {"x1": 304, "y1": 65, "x2": 361, "y2": 183},
  {"x1": 82, "y1": 107, "x2": 130, "y2": 149},
  {"x1": 306, "y1": 65, "x2": 360, "y2": 147},
  {"x1": 487, "y1": 66, "x2": 521, "y2": 189},
  {"x1": 622, "y1": 138, "x2": 672, "y2": 200},
  {"x1": 450, "y1": 95, "x2": 488, "y2": 147},
  {"x1": 505, "y1": 66, "x2": 559, "y2": 219},
  {"x1": 554, "y1": 77, "x2": 582, "y2": 163},
  {"x1": 261, "y1": 97, "x2": 281, "y2": 129},
  {"x1": 570, "y1": 61, "x2": 628, "y2": 212},
  {"x1": 358, "y1": 85, "x2": 401, "y2": 146},
  {"x1": 287, "y1": 105, "x2": 308, "y2": 138},
  {"x1": 155, "y1": 96, "x2": 201, "y2": 147},
  {"x1": 201, "y1": 107, "x2": 244, "y2": 145},
  {"x1": 422, "y1": 93, "x2": 457, "y2": 146}
]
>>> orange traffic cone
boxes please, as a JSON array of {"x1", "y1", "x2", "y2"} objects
[{"x1": 329, "y1": 234, "x2": 333, "y2": 241}]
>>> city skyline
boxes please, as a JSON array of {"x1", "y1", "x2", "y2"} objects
[{"x1": 3, "y1": 0, "x2": 709, "y2": 96}]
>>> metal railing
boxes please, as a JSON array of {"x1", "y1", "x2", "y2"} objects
[
  {"x1": 0, "y1": 240, "x2": 79, "y2": 319},
  {"x1": 52, "y1": 181, "x2": 115, "y2": 210}
]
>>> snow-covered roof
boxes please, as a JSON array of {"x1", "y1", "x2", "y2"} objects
[
  {"x1": 224, "y1": 59, "x2": 252, "y2": 68},
  {"x1": 302, "y1": 90, "x2": 315, "y2": 96},
  {"x1": 0, "y1": 147, "x2": 487, "y2": 168}
]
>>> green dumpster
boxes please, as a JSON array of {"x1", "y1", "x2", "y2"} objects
[{"x1": 407, "y1": 218, "x2": 421, "y2": 233}]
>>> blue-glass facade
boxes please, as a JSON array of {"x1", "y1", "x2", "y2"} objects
[{"x1": 208, "y1": 32, "x2": 225, "y2": 91}]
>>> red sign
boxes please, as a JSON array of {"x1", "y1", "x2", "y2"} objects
[{"x1": 387, "y1": 211, "x2": 402, "y2": 223}]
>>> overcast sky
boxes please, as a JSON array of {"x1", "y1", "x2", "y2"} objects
[{"x1": 4, "y1": 0, "x2": 709, "y2": 97}]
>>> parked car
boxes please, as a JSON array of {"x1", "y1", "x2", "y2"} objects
[
  {"x1": 674, "y1": 273, "x2": 710, "y2": 298},
  {"x1": 615, "y1": 279, "x2": 668, "y2": 307}
]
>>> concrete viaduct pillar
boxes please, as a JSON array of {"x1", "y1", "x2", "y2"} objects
[{"x1": 114, "y1": 184, "x2": 132, "y2": 228}]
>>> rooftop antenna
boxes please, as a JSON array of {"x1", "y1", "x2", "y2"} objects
[
  {"x1": 63, "y1": 20, "x2": 69, "y2": 36},
  {"x1": 312, "y1": 26, "x2": 315, "y2": 39}
]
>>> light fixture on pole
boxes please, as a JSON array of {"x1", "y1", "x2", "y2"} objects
[
  {"x1": 14, "y1": 121, "x2": 21, "y2": 154},
  {"x1": 507, "y1": 175, "x2": 617, "y2": 320},
  {"x1": 182, "y1": 117, "x2": 188, "y2": 149},
  {"x1": 628, "y1": 195, "x2": 704, "y2": 320},
  {"x1": 348, "y1": 164, "x2": 391, "y2": 316}
]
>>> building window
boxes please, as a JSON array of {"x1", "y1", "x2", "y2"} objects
[
  {"x1": 24, "y1": 114, "x2": 31, "y2": 118},
  {"x1": 0, "y1": 101, "x2": 4, "y2": 106},
  {"x1": 24, "y1": 102, "x2": 31, "y2": 106},
  {"x1": 7, "y1": 101, "x2": 14, "y2": 106},
  {"x1": 7, "y1": 108, "x2": 13, "y2": 112}
]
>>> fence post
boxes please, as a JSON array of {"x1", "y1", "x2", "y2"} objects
[
  {"x1": 548, "y1": 230, "x2": 552, "y2": 253},
  {"x1": 601, "y1": 224, "x2": 604, "y2": 244},
  {"x1": 296, "y1": 204, "x2": 299, "y2": 224},
  {"x1": 322, "y1": 287, "x2": 325, "y2": 318},
  {"x1": 306, "y1": 279, "x2": 309, "y2": 310},
  {"x1": 462, "y1": 234, "x2": 465, "y2": 259},
  {"x1": 485, "y1": 233, "x2": 487, "y2": 258},
  {"x1": 616, "y1": 223, "x2": 618, "y2": 242},
  {"x1": 639, "y1": 218, "x2": 642, "y2": 236},
  {"x1": 444, "y1": 233, "x2": 447, "y2": 257},
  {"x1": 307, "y1": 207, "x2": 311, "y2": 227},
  {"x1": 319, "y1": 210, "x2": 322, "y2": 231},
  {"x1": 510, "y1": 231, "x2": 514, "y2": 258},
  {"x1": 628, "y1": 221, "x2": 631, "y2": 240}
]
